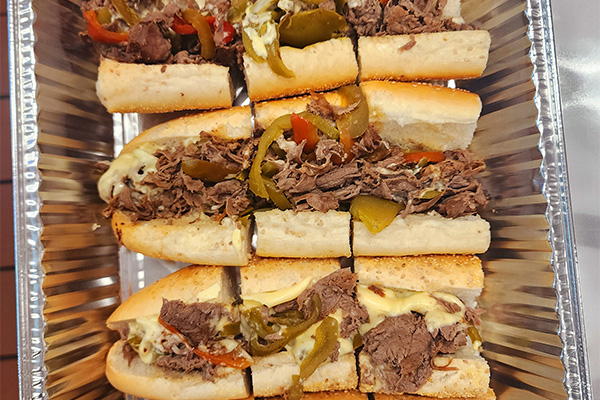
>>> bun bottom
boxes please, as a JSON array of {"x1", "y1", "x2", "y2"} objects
[
  {"x1": 106, "y1": 342, "x2": 250, "y2": 400},
  {"x1": 112, "y1": 211, "x2": 251, "y2": 266},
  {"x1": 252, "y1": 352, "x2": 358, "y2": 397},
  {"x1": 358, "y1": 348, "x2": 490, "y2": 398},
  {"x1": 353, "y1": 212, "x2": 490, "y2": 256},
  {"x1": 97, "y1": 59, "x2": 233, "y2": 113},
  {"x1": 373, "y1": 388, "x2": 496, "y2": 400}
]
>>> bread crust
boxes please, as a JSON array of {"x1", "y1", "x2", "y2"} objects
[
  {"x1": 360, "y1": 81, "x2": 481, "y2": 150},
  {"x1": 240, "y1": 257, "x2": 340, "y2": 295},
  {"x1": 358, "y1": 31, "x2": 491, "y2": 82},
  {"x1": 112, "y1": 211, "x2": 252, "y2": 267},
  {"x1": 106, "y1": 341, "x2": 250, "y2": 400},
  {"x1": 107, "y1": 264, "x2": 227, "y2": 325},
  {"x1": 373, "y1": 388, "x2": 496, "y2": 400},
  {"x1": 251, "y1": 352, "x2": 358, "y2": 397},
  {"x1": 358, "y1": 350, "x2": 490, "y2": 397},
  {"x1": 353, "y1": 213, "x2": 491, "y2": 257},
  {"x1": 268, "y1": 391, "x2": 369, "y2": 400},
  {"x1": 97, "y1": 59, "x2": 233, "y2": 113},
  {"x1": 244, "y1": 38, "x2": 358, "y2": 102},
  {"x1": 254, "y1": 210, "x2": 351, "y2": 258}
]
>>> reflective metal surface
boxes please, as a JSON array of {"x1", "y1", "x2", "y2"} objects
[{"x1": 9, "y1": 0, "x2": 591, "y2": 398}]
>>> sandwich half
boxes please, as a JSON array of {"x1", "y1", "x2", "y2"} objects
[
  {"x1": 251, "y1": 81, "x2": 490, "y2": 258},
  {"x1": 98, "y1": 106, "x2": 254, "y2": 266},
  {"x1": 105, "y1": 266, "x2": 251, "y2": 400},
  {"x1": 354, "y1": 255, "x2": 490, "y2": 397},
  {"x1": 239, "y1": 257, "x2": 366, "y2": 397}
]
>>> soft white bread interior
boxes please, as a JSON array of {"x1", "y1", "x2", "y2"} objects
[
  {"x1": 254, "y1": 210, "x2": 351, "y2": 258},
  {"x1": 360, "y1": 81, "x2": 482, "y2": 151},
  {"x1": 97, "y1": 59, "x2": 233, "y2": 113},
  {"x1": 111, "y1": 211, "x2": 251, "y2": 267},
  {"x1": 358, "y1": 31, "x2": 491, "y2": 82},
  {"x1": 354, "y1": 255, "x2": 483, "y2": 307},
  {"x1": 252, "y1": 352, "x2": 358, "y2": 397},
  {"x1": 374, "y1": 388, "x2": 496, "y2": 400},
  {"x1": 98, "y1": 106, "x2": 252, "y2": 202},
  {"x1": 244, "y1": 38, "x2": 358, "y2": 102},
  {"x1": 107, "y1": 264, "x2": 228, "y2": 326},
  {"x1": 106, "y1": 341, "x2": 250, "y2": 400},
  {"x1": 353, "y1": 212, "x2": 490, "y2": 257},
  {"x1": 240, "y1": 257, "x2": 339, "y2": 295},
  {"x1": 359, "y1": 347, "x2": 490, "y2": 398}
]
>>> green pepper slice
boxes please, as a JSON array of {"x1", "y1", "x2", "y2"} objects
[
  {"x1": 467, "y1": 325, "x2": 482, "y2": 344},
  {"x1": 420, "y1": 189, "x2": 445, "y2": 200},
  {"x1": 243, "y1": 307, "x2": 275, "y2": 339},
  {"x1": 183, "y1": 9, "x2": 216, "y2": 60},
  {"x1": 266, "y1": 34, "x2": 295, "y2": 78},
  {"x1": 263, "y1": 175, "x2": 292, "y2": 210},
  {"x1": 250, "y1": 114, "x2": 292, "y2": 199},
  {"x1": 221, "y1": 321, "x2": 241, "y2": 337},
  {"x1": 261, "y1": 161, "x2": 280, "y2": 177},
  {"x1": 228, "y1": 0, "x2": 249, "y2": 23},
  {"x1": 249, "y1": 295, "x2": 322, "y2": 356},
  {"x1": 181, "y1": 159, "x2": 240, "y2": 182},
  {"x1": 270, "y1": 309, "x2": 305, "y2": 326},
  {"x1": 111, "y1": 0, "x2": 140, "y2": 26},
  {"x1": 279, "y1": 10, "x2": 348, "y2": 49},
  {"x1": 299, "y1": 316, "x2": 339, "y2": 380},
  {"x1": 298, "y1": 111, "x2": 340, "y2": 140},
  {"x1": 242, "y1": 28, "x2": 265, "y2": 63},
  {"x1": 335, "y1": 86, "x2": 369, "y2": 139},
  {"x1": 350, "y1": 195, "x2": 404, "y2": 234},
  {"x1": 96, "y1": 7, "x2": 113, "y2": 25},
  {"x1": 288, "y1": 375, "x2": 304, "y2": 400}
]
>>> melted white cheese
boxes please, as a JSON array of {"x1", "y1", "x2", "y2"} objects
[
  {"x1": 97, "y1": 148, "x2": 158, "y2": 202},
  {"x1": 242, "y1": 277, "x2": 313, "y2": 307}
]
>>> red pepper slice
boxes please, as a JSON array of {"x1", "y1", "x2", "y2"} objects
[
  {"x1": 172, "y1": 14, "x2": 235, "y2": 44},
  {"x1": 158, "y1": 316, "x2": 252, "y2": 369},
  {"x1": 403, "y1": 151, "x2": 445, "y2": 164},
  {"x1": 332, "y1": 130, "x2": 355, "y2": 165},
  {"x1": 83, "y1": 10, "x2": 129, "y2": 44},
  {"x1": 291, "y1": 113, "x2": 320, "y2": 153}
]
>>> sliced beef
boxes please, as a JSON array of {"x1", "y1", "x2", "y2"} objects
[
  {"x1": 159, "y1": 299, "x2": 231, "y2": 347},
  {"x1": 296, "y1": 269, "x2": 369, "y2": 338},
  {"x1": 122, "y1": 342, "x2": 137, "y2": 366},
  {"x1": 382, "y1": 0, "x2": 474, "y2": 35},
  {"x1": 155, "y1": 352, "x2": 220, "y2": 381},
  {"x1": 344, "y1": 0, "x2": 382, "y2": 36},
  {"x1": 127, "y1": 14, "x2": 173, "y2": 63},
  {"x1": 362, "y1": 313, "x2": 467, "y2": 392},
  {"x1": 465, "y1": 307, "x2": 484, "y2": 326}
]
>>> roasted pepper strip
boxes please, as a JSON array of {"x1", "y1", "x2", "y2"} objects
[
  {"x1": 250, "y1": 114, "x2": 292, "y2": 199},
  {"x1": 291, "y1": 113, "x2": 320, "y2": 152},
  {"x1": 350, "y1": 195, "x2": 404, "y2": 234},
  {"x1": 266, "y1": 34, "x2": 295, "y2": 78},
  {"x1": 84, "y1": 10, "x2": 129, "y2": 44},
  {"x1": 183, "y1": 9, "x2": 216, "y2": 60},
  {"x1": 242, "y1": 28, "x2": 265, "y2": 63},
  {"x1": 173, "y1": 15, "x2": 198, "y2": 35},
  {"x1": 110, "y1": 0, "x2": 140, "y2": 26},
  {"x1": 403, "y1": 151, "x2": 445, "y2": 164},
  {"x1": 335, "y1": 86, "x2": 369, "y2": 139},
  {"x1": 263, "y1": 175, "x2": 292, "y2": 210},
  {"x1": 181, "y1": 159, "x2": 240, "y2": 182},
  {"x1": 279, "y1": 10, "x2": 347, "y2": 48},
  {"x1": 243, "y1": 307, "x2": 274, "y2": 338},
  {"x1": 270, "y1": 309, "x2": 305, "y2": 326},
  {"x1": 249, "y1": 295, "x2": 322, "y2": 357},
  {"x1": 228, "y1": 0, "x2": 250, "y2": 23},
  {"x1": 96, "y1": 7, "x2": 112, "y2": 24},
  {"x1": 299, "y1": 316, "x2": 339, "y2": 380},
  {"x1": 298, "y1": 111, "x2": 340, "y2": 140}
]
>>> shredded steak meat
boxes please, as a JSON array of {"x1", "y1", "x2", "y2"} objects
[
  {"x1": 382, "y1": 0, "x2": 474, "y2": 35},
  {"x1": 159, "y1": 299, "x2": 231, "y2": 347},
  {"x1": 155, "y1": 352, "x2": 220, "y2": 381},
  {"x1": 362, "y1": 313, "x2": 467, "y2": 392},
  {"x1": 344, "y1": 0, "x2": 382, "y2": 36}
]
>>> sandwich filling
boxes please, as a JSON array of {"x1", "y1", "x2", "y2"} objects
[
  {"x1": 251, "y1": 88, "x2": 487, "y2": 233},
  {"x1": 357, "y1": 284, "x2": 482, "y2": 392},
  {"x1": 81, "y1": 0, "x2": 243, "y2": 66},
  {"x1": 100, "y1": 133, "x2": 257, "y2": 222},
  {"x1": 120, "y1": 298, "x2": 251, "y2": 380},
  {"x1": 240, "y1": 269, "x2": 368, "y2": 388}
]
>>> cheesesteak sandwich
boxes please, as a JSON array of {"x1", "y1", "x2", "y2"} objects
[
  {"x1": 81, "y1": 0, "x2": 244, "y2": 112},
  {"x1": 105, "y1": 266, "x2": 251, "y2": 400},
  {"x1": 98, "y1": 106, "x2": 255, "y2": 266},
  {"x1": 239, "y1": 258, "x2": 368, "y2": 397},
  {"x1": 349, "y1": 0, "x2": 491, "y2": 82},
  {"x1": 251, "y1": 81, "x2": 490, "y2": 258},
  {"x1": 355, "y1": 256, "x2": 490, "y2": 397}
]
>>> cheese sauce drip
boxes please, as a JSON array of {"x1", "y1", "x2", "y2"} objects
[
  {"x1": 357, "y1": 285, "x2": 465, "y2": 335},
  {"x1": 241, "y1": 276, "x2": 313, "y2": 308}
]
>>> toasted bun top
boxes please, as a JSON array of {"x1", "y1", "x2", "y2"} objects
[
  {"x1": 240, "y1": 257, "x2": 340, "y2": 295},
  {"x1": 122, "y1": 105, "x2": 252, "y2": 155},
  {"x1": 360, "y1": 81, "x2": 482, "y2": 126},
  {"x1": 355, "y1": 255, "x2": 483, "y2": 305},
  {"x1": 107, "y1": 265, "x2": 226, "y2": 326}
]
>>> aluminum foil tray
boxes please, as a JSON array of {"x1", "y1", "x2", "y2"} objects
[{"x1": 9, "y1": 0, "x2": 592, "y2": 398}]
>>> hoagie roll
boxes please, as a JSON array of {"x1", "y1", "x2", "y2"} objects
[
  {"x1": 105, "y1": 266, "x2": 251, "y2": 400},
  {"x1": 98, "y1": 106, "x2": 255, "y2": 266},
  {"x1": 251, "y1": 82, "x2": 490, "y2": 258},
  {"x1": 354, "y1": 256, "x2": 490, "y2": 397},
  {"x1": 239, "y1": 258, "x2": 365, "y2": 396}
]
